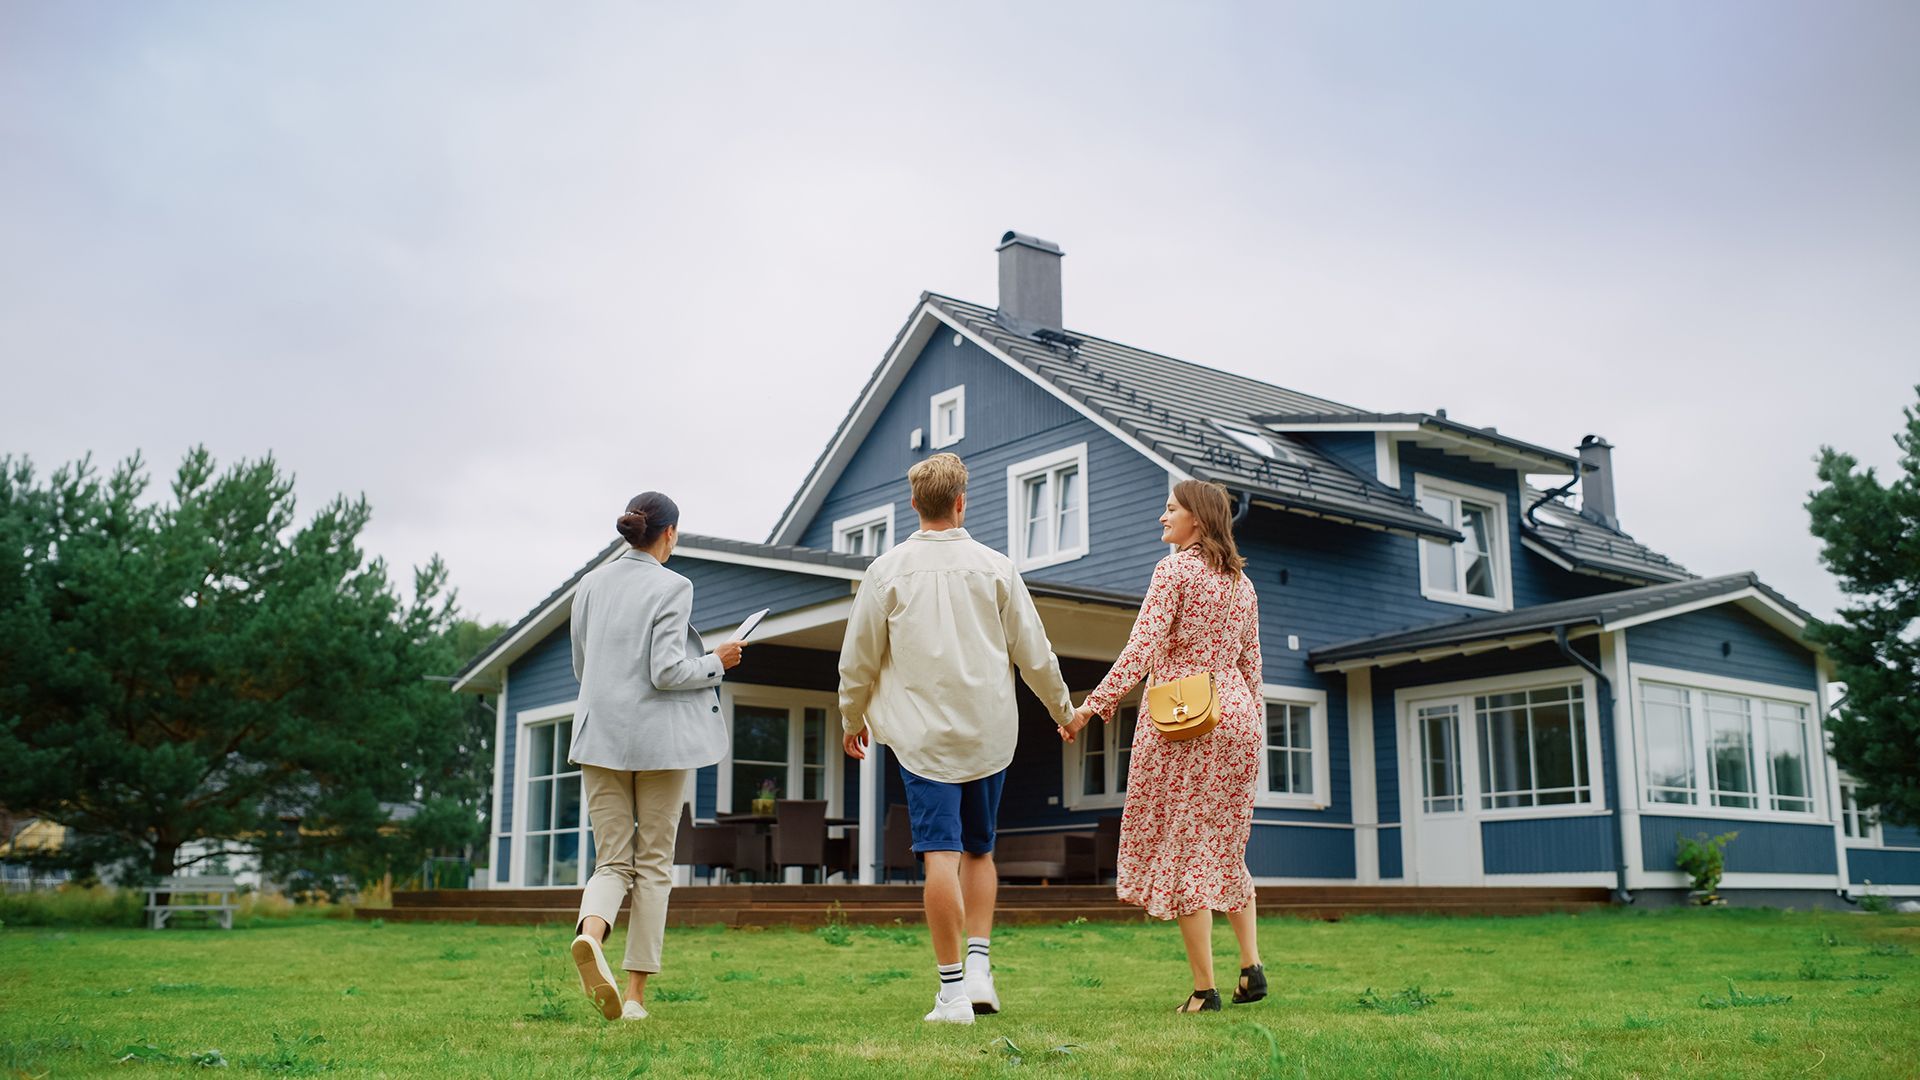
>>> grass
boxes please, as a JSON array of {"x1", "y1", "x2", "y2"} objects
[{"x1": 1, "y1": 908, "x2": 1917, "y2": 1077}]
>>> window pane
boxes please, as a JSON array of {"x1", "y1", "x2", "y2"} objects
[
  {"x1": 528, "y1": 779, "x2": 554, "y2": 832},
  {"x1": 1025, "y1": 476, "x2": 1051, "y2": 558},
  {"x1": 555, "y1": 721, "x2": 573, "y2": 771},
  {"x1": 1292, "y1": 750, "x2": 1315, "y2": 796},
  {"x1": 1460, "y1": 505, "x2": 1495, "y2": 597},
  {"x1": 529, "y1": 724, "x2": 556, "y2": 779},
  {"x1": 733, "y1": 762, "x2": 786, "y2": 807},
  {"x1": 551, "y1": 831, "x2": 580, "y2": 886},
  {"x1": 804, "y1": 708, "x2": 826, "y2": 766},
  {"x1": 1642, "y1": 685, "x2": 1694, "y2": 802},
  {"x1": 555, "y1": 775, "x2": 581, "y2": 830},
  {"x1": 1422, "y1": 538, "x2": 1457, "y2": 592},
  {"x1": 526, "y1": 834, "x2": 550, "y2": 887},
  {"x1": 1480, "y1": 708, "x2": 1534, "y2": 808},
  {"x1": 1083, "y1": 719, "x2": 1106, "y2": 796},
  {"x1": 845, "y1": 530, "x2": 865, "y2": 555},
  {"x1": 1288, "y1": 704, "x2": 1311, "y2": 750},
  {"x1": 1768, "y1": 703, "x2": 1810, "y2": 811},
  {"x1": 1116, "y1": 709, "x2": 1136, "y2": 792},
  {"x1": 1421, "y1": 706, "x2": 1462, "y2": 813},
  {"x1": 1531, "y1": 702, "x2": 1578, "y2": 794},
  {"x1": 1705, "y1": 693, "x2": 1756, "y2": 808},
  {"x1": 872, "y1": 522, "x2": 887, "y2": 551},
  {"x1": 733, "y1": 705, "x2": 789, "y2": 764},
  {"x1": 802, "y1": 764, "x2": 824, "y2": 801},
  {"x1": 1056, "y1": 468, "x2": 1081, "y2": 551}
]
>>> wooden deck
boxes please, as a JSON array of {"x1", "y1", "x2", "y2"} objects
[{"x1": 361, "y1": 884, "x2": 1613, "y2": 927}]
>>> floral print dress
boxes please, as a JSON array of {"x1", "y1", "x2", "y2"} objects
[{"x1": 1085, "y1": 547, "x2": 1263, "y2": 920}]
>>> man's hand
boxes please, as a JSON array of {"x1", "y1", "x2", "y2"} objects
[
  {"x1": 714, "y1": 640, "x2": 746, "y2": 670},
  {"x1": 843, "y1": 728, "x2": 870, "y2": 760},
  {"x1": 1059, "y1": 703, "x2": 1097, "y2": 743}
]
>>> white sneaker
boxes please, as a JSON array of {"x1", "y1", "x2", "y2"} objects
[
  {"x1": 964, "y1": 961, "x2": 1001, "y2": 1015},
  {"x1": 923, "y1": 992, "x2": 976, "y2": 1024},
  {"x1": 569, "y1": 934, "x2": 623, "y2": 1021},
  {"x1": 621, "y1": 1000, "x2": 648, "y2": 1021}
]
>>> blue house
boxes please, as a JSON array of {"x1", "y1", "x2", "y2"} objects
[{"x1": 454, "y1": 232, "x2": 1919, "y2": 907}]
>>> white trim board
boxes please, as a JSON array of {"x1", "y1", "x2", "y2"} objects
[{"x1": 1006, "y1": 442, "x2": 1092, "y2": 573}]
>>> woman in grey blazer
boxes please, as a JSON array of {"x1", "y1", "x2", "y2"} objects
[{"x1": 569, "y1": 491, "x2": 744, "y2": 1022}]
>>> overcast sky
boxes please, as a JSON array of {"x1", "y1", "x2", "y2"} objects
[{"x1": 3, "y1": 2, "x2": 1915, "y2": 631}]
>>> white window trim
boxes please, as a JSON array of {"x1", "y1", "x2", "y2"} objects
[
  {"x1": 715, "y1": 685, "x2": 844, "y2": 817},
  {"x1": 1394, "y1": 666, "x2": 1608, "y2": 823},
  {"x1": 1837, "y1": 773, "x2": 1881, "y2": 848},
  {"x1": 1258, "y1": 685, "x2": 1332, "y2": 809},
  {"x1": 1007, "y1": 442, "x2": 1091, "y2": 572},
  {"x1": 1414, "y1": 475, "x2": 1512, "y2": 613},
  {"x1": 1628, "y1": 663, "x2": 1825, "y2": 823},
  {"x1": 514, "y1": 700, "x2": 587, "y2": 890},
  {"x1": 831, "y1": 504, "x2": 895, "y2": 556},
  {"x1": 929, "y1": 384, "x2": 966, "y2": 449},
  {"x1": 1061, "y1": 691, "x2": 1140, "y2": 810}
]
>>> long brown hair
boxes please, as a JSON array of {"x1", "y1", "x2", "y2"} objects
[{"x1": 1173, "y1": 479, "x2": 1246, "y2": 577}]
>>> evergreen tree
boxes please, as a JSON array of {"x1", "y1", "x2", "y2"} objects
[{"x1": 1806, "y1": 385, "x2": 1920, "y2": 827}]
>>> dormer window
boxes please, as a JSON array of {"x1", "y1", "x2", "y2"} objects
[
  {"x1": 930, "y1": 385, "x2": 966, "y2": 449},
  {"x1": 1415, "y1": 476, "x2": 1511, "y2": 611}
]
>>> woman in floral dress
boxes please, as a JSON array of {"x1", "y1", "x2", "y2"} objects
[{"x1": 1063, "y1": 479, "x2": 1266, "y2": 1013}]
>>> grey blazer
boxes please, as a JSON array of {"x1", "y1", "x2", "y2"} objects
[{"x1": 568, "y1": 550, "x2": 729, "y2": 772}]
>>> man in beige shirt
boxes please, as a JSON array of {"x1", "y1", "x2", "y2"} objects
[{"x1": 839, "y1": 452, "x2": 1074, "y2": 1024}]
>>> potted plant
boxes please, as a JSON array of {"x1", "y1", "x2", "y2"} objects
[
  {"x1": 751, "y1": 779, "x2": 780, "y2": 816},
  {"x1": 1675, "y1": 831, "x2": 1738, "y2": 905}
]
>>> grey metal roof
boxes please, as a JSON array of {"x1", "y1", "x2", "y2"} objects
[
  {"x1": 1520, "y1": 485, "x2": 1693, "y2": 585},
  {"x1": 1248, "y1": 411, "x2": 1579, "y2": 473},
  {"x1": 924, "y1": 295, "x2": 1464, "y2": 542},
  {"x1": 1309, "y1": 571, "x2": 1811, "y2": 667}
]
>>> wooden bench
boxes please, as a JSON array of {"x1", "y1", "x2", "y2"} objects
[
  {"x1": 145, "y1": 875, "x2": 238, "y2": 930},
  {"x1": 994, "y1": 832, "x2": 1097, "y2": 884}
]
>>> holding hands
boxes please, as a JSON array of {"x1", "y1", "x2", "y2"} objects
[{"x1": 1058, "y1": 701, "x2": 1099, "y2": 742}]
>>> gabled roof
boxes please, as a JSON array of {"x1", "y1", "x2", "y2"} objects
[
  {"x1": 1520, "y1": 485, "x2": 1693, "y2": 586},
  {"x1": 1308, "y1": 571, "x2": 1817, "y2": 672},
  {"x1": 1250, "y1": 411, "x2": 1580, "y2": 475},
  {"x1": 770, "y1": 294, "x2": 1472, "y2": 545}
]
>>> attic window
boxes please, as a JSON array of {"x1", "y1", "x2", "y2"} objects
[
  {"x1": 930, "y1": 386, "x2": 965, "y2": 449},
  {"x1": 1212, "y1": 421, "x2": 1298, "y2": 464}
]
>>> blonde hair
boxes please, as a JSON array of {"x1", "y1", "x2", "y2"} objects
[
  {"x1": 1172, "y1": 479, "x2": 1247, "y2": 576},
  {"x1": 908, "y1": 452, "x2": 969, "y2": 520}
]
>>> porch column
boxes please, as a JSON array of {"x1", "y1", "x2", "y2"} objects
[
  {"x1": 858, "y1": 742, "x2": 881, "y2": 884},
  {"x1": 1346, "y1": 668, "x2": 1380, "y2": 885},
  {"x1": 1601, "y1": 631, "x2": 1645, "y2": 886}
]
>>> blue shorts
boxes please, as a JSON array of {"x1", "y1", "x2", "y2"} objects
[{"x1": 899, "y1": 766, "x2": 1007, "y2": 855}]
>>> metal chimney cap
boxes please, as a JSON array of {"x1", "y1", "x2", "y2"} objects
[
  {"x1": 998, "y1": 231, "x2": 1063, "y2": 255},
  {"x1": 1580, "y1": 434, "x2": 1613, "y2": 449}
]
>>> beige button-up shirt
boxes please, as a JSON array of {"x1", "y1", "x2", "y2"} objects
[{"x1": 837, "y1": 527, "x2": 1073, "y2": 783}]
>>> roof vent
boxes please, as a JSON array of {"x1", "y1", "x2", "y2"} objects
[{"x1": 995, "y1": 231, "x2": 1064, "y2": 338}]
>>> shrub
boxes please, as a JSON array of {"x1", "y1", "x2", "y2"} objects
[
  {"x1": 0, "y1": 885, "x2": 142, "y2": 927},
  {"x1": 1675, "y1": 832, "x2": 1738, "y2": 901}
]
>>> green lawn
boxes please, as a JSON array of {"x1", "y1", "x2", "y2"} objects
[{"x1": 2, "y1": 908, "x2": 1917, "y2": 1078}]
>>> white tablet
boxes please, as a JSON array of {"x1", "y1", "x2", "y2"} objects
[{"x1": 733, "y1": 607, "x2": 773, "y2": 642}]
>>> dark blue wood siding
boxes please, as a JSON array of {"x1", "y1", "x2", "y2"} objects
[
  {"x1": 1482, "y1": 815, "x2": 1615, "y2": 874},
  {"x1": 678, "y1": 560, "x2": 851, "y2": 633},
  {"x1": 1248, "y1": 825, "x2": 1356, "y2": 879},
  {"x1": 1848, "y1": 848, "x2": 1920, "y2": 885},
  {"x1": 1883, "y1": 823, "x2": 1920, "y2": 849},
  {"x1": 1379, "y1": 827, "x2": 1403, "y2": 878},
  {"x1": 1625, "y1": 605, "x2": 1817, "y2": 690},
  {"x1": 1296, "y1": 432, "x2": 1379, "y2": 481},
  {"x1": 1640, "y1": 814, "x2": 1837, "y2": 875},
  {"x1": 796, "y1": 333, "x2": 1169, "y2": 592}
]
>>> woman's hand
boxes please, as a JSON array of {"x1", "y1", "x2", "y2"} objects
[
  {"x1": 1059, "y1": 703, "x2": 1098, "y2": 742},
  {"x1": 714, "y1": 640, "x2": 746, "y2": 670}
]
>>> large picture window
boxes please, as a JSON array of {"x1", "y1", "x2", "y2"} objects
[
  {"x1": 1633, "y1": 670, "x2": 1819, "y2": 818},
  {"x1": 1415, "y1": 476, "x2": 1511, "y2": 612},
  {"x1": 1475, "y1": 684, "x2": 1590, "y2": 809},
  {"x1": 522, "y1": 716, "x2": 584, "y2": 887},
  {"x1": 1006, "y1": 444, "x2": 1089, "y2": 571}
]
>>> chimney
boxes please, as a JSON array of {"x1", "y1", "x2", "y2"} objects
[
  {"x1": 995, "y1": 231, "x2": 1064, "y2": 337},
  {"x1": 1577, "y1": 434, "x2": 1619, "y2": 531}
]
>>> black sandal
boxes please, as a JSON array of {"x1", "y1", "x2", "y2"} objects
[
  {"x1": 1177, "y1": 988, "x2": 1221, "y2": 1013},
  {"x1": 1233, "y1": 964, "x2": 1267, "y2": 1004}
]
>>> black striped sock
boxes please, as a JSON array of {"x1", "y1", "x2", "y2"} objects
[
  {"x1": 967, "y1": 937, "x2": 991, "y2": 966},
  {"x1": 937, "y1": 961, "x2": 964, "y2": 998}
]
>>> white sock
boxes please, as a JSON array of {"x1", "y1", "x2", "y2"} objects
[
  {"x1": 965, "y1": 937, "x2": 991, "y2": 973},
  {"x1": 937, "y1": 961, "x2": 965, "y2": 1000}
]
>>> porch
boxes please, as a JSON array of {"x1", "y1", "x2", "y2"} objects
[{"x1": 362, "y1": 883, "x2": 1613, "y2": 927}]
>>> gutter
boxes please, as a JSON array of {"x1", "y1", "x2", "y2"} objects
[{"x1": 1554, "y1": 625, "x2": 1634, "y2": 905}]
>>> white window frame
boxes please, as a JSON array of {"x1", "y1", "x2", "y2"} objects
[
  {"x1": 1257, "y1": 685, "x2": 1332, "y2": 809},
  {"x1": 831, "y1": 504, "x2": 894, "y2": 556},
  {"x1": 1414, "y1": 475, "x2": 1512, "y2": 612},
  {"x1": 715, "y1": 685, "x2": 844, "y2": 816},
  {"x1": 514, "y1": 701, "x2": 589, "y2": 889},
  {"x1": 930, "y1": 385, "x2": 966, "y2": 449},
  {"x1": 1062, "y1": 691, "x2": 1141, "y2": 810},
  {"x1": 1007, "y1": 443, "x2": 1091, "y2": 572},
  {"x1": 1628, "y1": 663, "x2": 1825, "y2": 823},
  {"x1": 1838, "y1": 774, "x2": 1881, "y2": 847},
  {"x1": 1396, "y1": 667, "x2": 1608, "y2": 823}
]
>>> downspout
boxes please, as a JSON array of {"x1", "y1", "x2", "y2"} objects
[
  {"x1": 1525, "y1": 473, "x2": 1581, "y2": 529},
  {"x1": 1554, "y1": 625, "x2": 1634, "y2": 904},
  {"x1": 1231, "y1": 489, "x2": 1252, "y2": 526}
]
